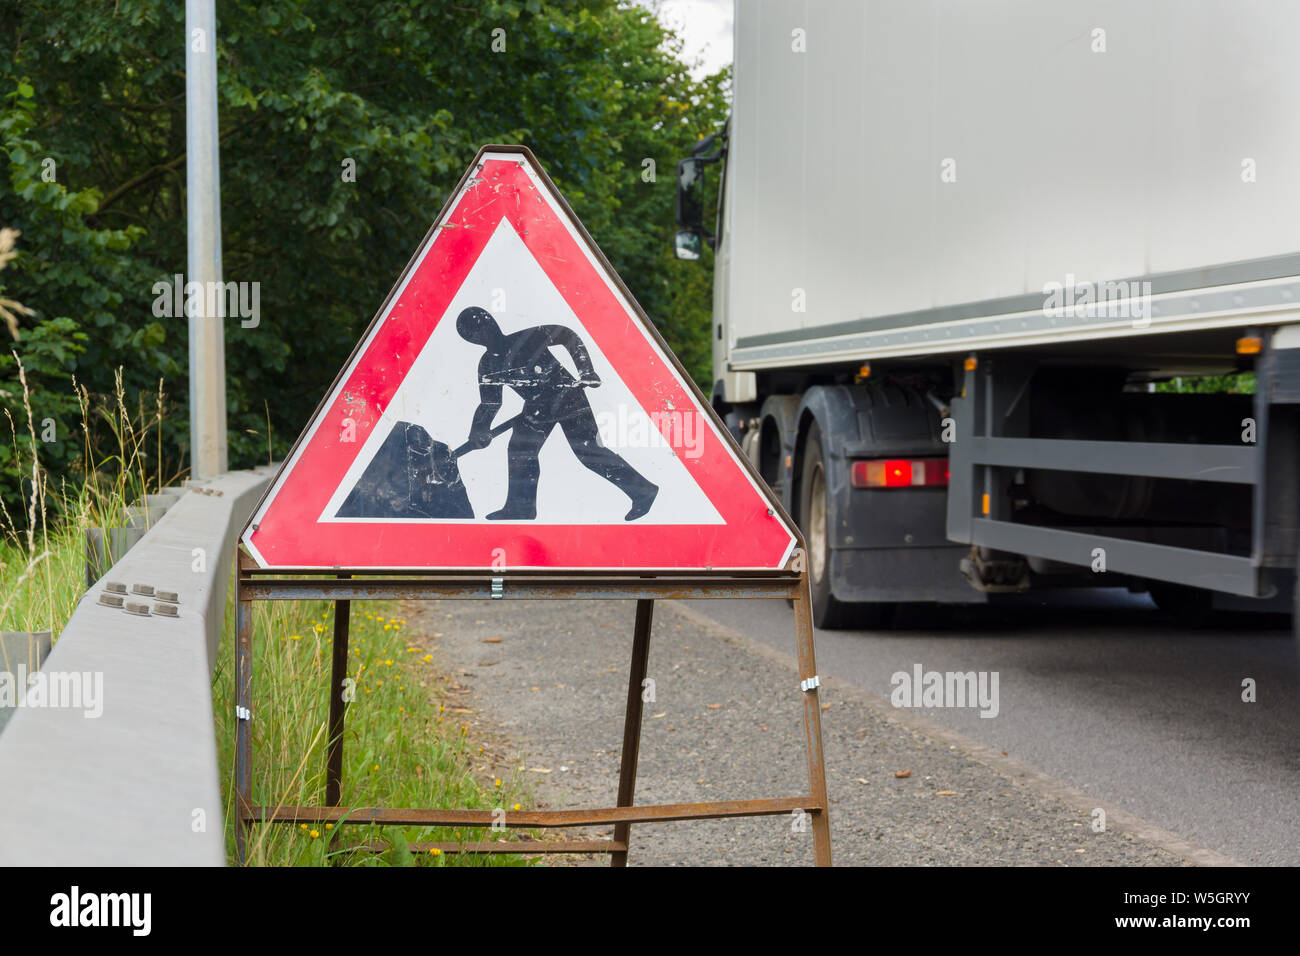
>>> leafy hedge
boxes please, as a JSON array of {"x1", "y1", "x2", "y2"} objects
[{"x1": 0, "y1": 0, "x2": 727, "y2": 516}]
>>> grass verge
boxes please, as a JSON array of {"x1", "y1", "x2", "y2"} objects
[
  {"x1": 1, "y1": 363, "x2": 177, "y2": 641},
  {"x1": 0, "y1": 517, "x2": 82, "y2": 639},
  {"x1": 212, "y1": 591, "x2": 537, "y2": 866}
]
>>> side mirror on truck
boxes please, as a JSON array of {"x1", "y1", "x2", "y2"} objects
[
  {"x1": 674, "y1": 229, "x2": 702, "y2": 261},
  {"x1": 674, "y1": 130, "x2": 726, "y2": 260},
  {"x1": 675, "y1": 156, "x2": 707, "y2": 253}
]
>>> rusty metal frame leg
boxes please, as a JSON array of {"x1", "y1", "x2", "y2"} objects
[
  {"x1": 610, "y1": 598, "x2": 654, "y2": 866},
  {"x1": 793, "y1": 568, "x2": 832, "y2": 866},
  {"x1": 232, "y1": 567, "x2": 831, "y2": 866},
  {"x1": 325, "y1": 576, "x2": 351, "y2": 856},
  {"x1": 234, "y1": 561, "x2": 254, "y2": 866}
]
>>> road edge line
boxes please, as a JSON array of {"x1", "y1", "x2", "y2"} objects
[{"x1": 663, "y1": 599, "x2": 1245, "y2": 868}]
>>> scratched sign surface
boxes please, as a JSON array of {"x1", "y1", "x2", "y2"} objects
[{"x1": 242, "y1": 146, "x2": 795, "y2": 571}]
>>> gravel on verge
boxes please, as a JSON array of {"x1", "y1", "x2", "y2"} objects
[{"x1": 406, "y1": 597, "x2": 1192, "y2": 867}]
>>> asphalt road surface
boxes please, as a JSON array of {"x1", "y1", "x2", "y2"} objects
[
  {"x1": 406, "y1": 586, "x2": 1295, "y2": 866},
  {"x1": 682, "y1": 589, "x2": 1300, "y2": 866}
]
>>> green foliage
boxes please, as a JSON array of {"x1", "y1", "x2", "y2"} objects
[
  {"x1": 213, "y1": 599, "x2": 534, "y2": 866},
  {"x1": 1154, "y1": 373, "x2": 1256, "y2": 395},
  {"x1": 0, "y1": 80, "x2": 164, "y2": 510},
  {"x1": 0, "y1": 0, "x2": 727, "y2": 509},
  {"x1": 0, "y1": 373, "x2": 171, "y2": 637}
]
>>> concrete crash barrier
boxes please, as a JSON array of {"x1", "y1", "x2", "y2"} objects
[
  {"x1": 0, "y1": 467, "x2": 274, "y2": 865},
  {"x1": 84, "y1": 526, "x2": 148, "y2": 588},
  {"x1": 83, "y1": 488, "x2": 189, "y2": 586},
  {"x1": 0, "y1": 631, "x2": 52, "y2": 736}
]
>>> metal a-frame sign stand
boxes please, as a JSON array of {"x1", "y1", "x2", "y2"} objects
[
  {"x1": 231, "y1": 145, "x2": 832, "y2": 866},
  {"x1": 233, "y1": 554, "x2": 831, "y2": 865}
]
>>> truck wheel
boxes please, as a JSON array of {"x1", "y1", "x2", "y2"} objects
[{"x1": 799, "y1": 423, "x2": 894, "y2": 629}]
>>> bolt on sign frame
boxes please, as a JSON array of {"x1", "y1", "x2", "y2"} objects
[{"x1": 230, "y1": 144, "x2": 831, "y2": 866}]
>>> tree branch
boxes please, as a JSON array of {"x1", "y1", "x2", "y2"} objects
[{"x1": 91, "y1": 116, "x2": 259, "y2": 216}]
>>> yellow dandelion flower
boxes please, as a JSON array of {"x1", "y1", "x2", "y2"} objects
[
  {"x1": 422, "y1": 655, "x2": 432, "y2": 663},
  {"x1": 384, "y1": 624, "x2": 392, "y2": 631},
  {"x1": 309, "y1": 829, "x2": 320, "y2": 839},
  {"x1": 290, "y1": 634, "x2": 302, "y2": 641},
  {"x1": 325, "y1": 823, "x2": 333, "y2": 830},
  {"x1": 512, "y1": 803, "x2": 521, "y2": 811},
  {"x1": 300, "y1": 823, "x2": 308, "y2": 831},
  {"x1": 372, "y1": 764, "x2": 379, "y2": 771},
  {"x1": 429, "y1": 847, "x2": 442, "y2": 857},
  {"x1": 493, "y1": 778, "x2": 502, "y2": 787},
  {"x1": 384, "y1": 659, "x2": 393, "y2": 666}
]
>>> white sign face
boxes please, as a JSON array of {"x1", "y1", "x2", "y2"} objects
[{"x1": 321, "y1": 219, "x2": 722, "y2": 526}]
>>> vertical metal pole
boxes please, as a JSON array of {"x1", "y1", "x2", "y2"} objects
[
  {"x1": 793, "y1": 571, "x2": 833, "y2": 866},
  {"x1": 980, "y1": 359, "x2": 995, "y2": 523},
  {"x1": 610, "y1": 599, "x2": 654, "y2": 867},
  {"x1": 1250, "y1": 328, "x2": 1270, "y2": 570},
  {"x1": 325, "y1": 581, "x2": 351, "y2": 855},
  {"x1": 234, "y1": 572, "x2": 253, "y2": 865},
  {"x1": 185, "y1": 0, "x2": 227, "y2": 478}
]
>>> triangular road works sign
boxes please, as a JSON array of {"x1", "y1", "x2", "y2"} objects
[{"x1": 242, "y1": 146, "x2": 797, "y2": 572}]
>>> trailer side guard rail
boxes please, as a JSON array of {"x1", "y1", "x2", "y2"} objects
[{"x1": 947, "y1": 351, "x2": 1283, "y2": 600}]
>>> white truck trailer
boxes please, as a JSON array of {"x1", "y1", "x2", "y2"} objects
[{"x1": 674, "y1": 0, "x2": 1300, "y2": 629}]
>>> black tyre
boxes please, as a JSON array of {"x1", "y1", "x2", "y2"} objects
[{"x1": 799, "y1": 423, "x2": 895, "y2": 629}]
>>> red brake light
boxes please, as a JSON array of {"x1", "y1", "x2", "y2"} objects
[{"x1": 850, "y1": 458, "x2": 949, "y2": 489}]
